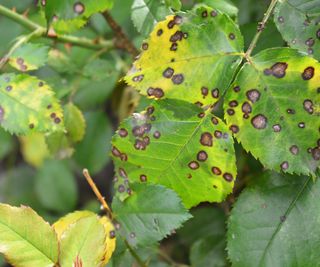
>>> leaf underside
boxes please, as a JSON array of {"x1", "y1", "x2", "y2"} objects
[
  {"x1": 112, "y1": 99, "x2": 237, "y2": 208},
  {"x1": 227, "y1": 171, "x2": 320, "y2": 267},
  {"x1": 126, "y1": 5, "x2": 244, "y2": 106},
  {"x1": 224, "y1": 48, "x2": 320, "y2": 175}
]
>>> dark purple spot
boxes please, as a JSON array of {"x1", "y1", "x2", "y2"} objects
[
  {"x1": 302, "y1": 67, "x2": 314, "y2": 80},
  {"x1": 229, "y1": 33, "x2": 235, "y2": 40},
  {"x1": 202, "y1": 10, "x2": 208, "y2": 17},
  {"x1": 74, "y1": 2, "x2": 85, "y2": 14},
  {"x1": 140, "y1": 175, "x2": 147, "y2": 182},
  {"x1": 198, "y1": 112, "x2": 205, "y2": 118},
  {"x1": 303, "y1": 99, "x2": 313, "y2": 114},
  {"x1": 132, "y1": 74, "x2": 144, "y2": 82},
  {"x1": 118, "y1": 184, "x2": 125, "y2": 193},
  {"x1": 188, "y1": 161, "x2": 199, "y2": 170},
  {"x1": 211, "y1": 117, "x2": 219, "y2": 125},
  {"x1": 119, "y1": 168, "x2": 127, "y2": 178},
  {"x1": 201, "y1": 87, "x2": 208, "y2": 97},
  {"x1": 223, "y1": 173, "x2": 233, "y2": 182},
  {"x1": 287, "y1": 108, "x2": 295, "y2": 114},
  {"x1": 16, "y1": 57, "x2": 24, "y2": 65},
  {"x1": 168, "y1": 20, "x2": 175, "y2": 29},
  {"x1": 170, "y1": 31, "x2": 184, "y2": 42},
  {"x1": 251, "y1": 114, "x2": 267, "y2": 129},
  {"x1": 227, "y1": 109, "x2": 235, "y2": 116},
  {"x1": 280, "y1": 161, "x2": 289, "y2": 170},
  {"x1": 233, "y1": 86, "x2": 240, "y2": 92},
  {"x1": 305, "y1": 38, "x2": 315, "y2": 47},
  {"x1": 200, "y1": 132, "x2": 213, "y2": 146},
  {"x1": 273, "y1": 124, "x2": 281, "y2": 132},
  {"x1": 54, "y1": 117, "x2": 61, "y2": 124},
  {"x1": 142, "y1": 43, "x2": 148, "y2": 50},
  {"x1": 214, "y1": 130, "x2": 222, "y2": 139},
  {"x1": 5, "y1": 85, "x2": 12, "y2": 92},
  {"x1": 246, "y1": 89, "x2": 261, "y2": 103},
  {"x1": 38, "y1": 81, "x2": 44, "y2": 87},
  {"x1": 211, "y1": 88, "x2": 219, "y2": 98},
  {"x1": 289, "y1": 145, "x2": 299, "y2": 155},
  {"x1": 174, "y1": 15, "x2": 183, "y2": 25},
  {"x1": 278, "y1": 16, "x2": 284, "y2": 23},
  {"x1": 210, "y1": 10, "x2": 218, "y2": 17},
  {"x1": 197, "y1": 150, "x2": 208, "y2": 161},
  {"x1": 172, "y1": 74, "x2": 184, "y2": 84},
  {"x1": 157, "y1": 29, "x2": 163, "y2": 36},
  {"x1": 269, "y1": 62, "x2": 288, "y2": 78},
  {"x1": 153, "y1": 131, "x2": 161, "y2": 139},
  {"x1": 118, "y1": 128, "x2": 128, "y2": 137},
  {"x1": 242, "y1": 102, "x2": 252, "y2": 114},
  {"x1": 229, "y1": 100, "x2": 238, "y2": 107},
  {"x1": 170, "y1": 43, "x2": 178, "y2": 51},
  {"x1": 163, "y1": 67, "x2": 174, "y2": 78},
  {"x1": 229, "y1": 125, "x2": 239, "y2": 134},
  {"x1": 312, "y1": 147, "x2": 320, "y2": 160},
  {"x1": 211, "y1": 167, "x2": 221, "y2": 175},
  {"x1": 0, "y1": 106, "x2": 5, "y2": 122},
  {"x1": 110, "y1": 230, "x2": 116, "y2": 239}
]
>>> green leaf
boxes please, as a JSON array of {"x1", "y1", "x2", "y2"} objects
[
  {"x1": 44, "y1": 0, "x2": 113, "y2": 34},
  {"x1": 58, "y1": 215, "x2": 110, "y2": 267},
  {"x1": 112, "y1": 99, "x2": 237, "y2": 208},
  {"x1": 196, "y1": 0, "x2": 238, "y2": 18},
  {"x1": 9, "y1": 43, "x2": 49, "y2": 72},
  {"x1": 227, "y1": 171, "x2": 320, "y2": 267},
  {"x1": 112, "y1": 183, "x2": 191, "y2": 247},
  {"x1": 35, "y1": 160, "x2": 78, "y2": 212},
  {"x1": 224, "y1": 48, "x2": 320, "y2": 176},
  {"x1": 63, "y1": 103, "x2": 86, "y2": 143},
  {"x1": 74, "y1": 111, "x2": 113, "y2": 174},
  {"x1": 125, "y1": 5, "x2": 243, "y2": 106},
  {"x1": 190, "y1": 234, "x2": 227, "y2": 267},
  {"x1": 131, "y1": 0, "x2": 173, "y2": 36},
  {"x1": 165, "y1": 0, "x2": 181, "y2": 10},
  {"x1": 0, "y1": 128, "x2": 14, "y2": 160},
  {"x1": 274, "y1": 0, "x2": 320, "y2": 60},
  {"x1": 0, "y1": 73, "x2": 63, "y2": 135},
  {"x1": 0, "y1": 203, "x2": 58, "y2": 267}
]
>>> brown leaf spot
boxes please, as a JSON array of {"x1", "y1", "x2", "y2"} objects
[
  {"x1": 302, "y1": 66, "x2": 314, "y2": 80},
  {"x1": 200, "y1": 132, "x2": 213, "y2": 146},
  {"x1": 197, "y1": 150, "x2": 208, "y2": 161},
  {"x1": 251, "y1": 114, "x2": 267, "y2": 129}
]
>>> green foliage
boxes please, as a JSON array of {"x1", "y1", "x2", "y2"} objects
[
  {"x1": 112, "y1": 100, "x2": 237, "y2": 207},
  {"x1": 0, "y1": 73, "x2": 63, "y2": 135},
  {"x1": 196, "y1": 0, "x2": 238, "y2": 18},
  {"x1": 224, "y1": 48, "x2": 319, "y2": 176},
  {"x1": 274, "y1": 0, "x2": 320, "y2": 60},
  {"x1": 112, "y1": 183, "x2": 191, "y2": 247},
  {"x1": 126, "y1": 5, "x2": 243, "y2": 106},
  {"x1": 227, "y1": 171, "x2": 320, "y2": 266}
]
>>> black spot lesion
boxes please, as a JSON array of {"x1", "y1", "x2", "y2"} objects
[
  {"x1": 172, "y1": 74, "x2": 184, "y2": 85},
  {"x1": 301, "y1": 66, "x2": 314, "y2": 80},
  {"x1": 264, "y1": 62, "x2": 288, "y2": 78},
  {"x1": 147, "y1": 87, "x2": 164, "y2": 98},
  {"x1": 251, "y1": 114, "x2": 267, "y2": 129},
  {"x1": 200, "y1": 132, "x2": 213, "y2": 146}
]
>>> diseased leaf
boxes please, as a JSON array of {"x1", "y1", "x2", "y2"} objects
[
  {"x1": 112, "y1": 99, "x2": 237, "y2": 208},
  {"x1": 227, "y1": 171, "x2": 320, "y2": 267},
  {"x1": 0, "y1": 73, "x2": 63, "y2": 135},
  {"x1": 9, "y1": 43, "x2": 49, "y2": 72},
  {"x1": 58, "y1": 215, "x2": 115, "y2": 267},
  {"x1": 0, "y1": 204, "x2": 58, "y2": 267},
  {"x1": 131, "y1": 0, "x2": 173, "y2": 36},
  {"x1": 112, "y1": 183, "x2": 191, "y2": 247},
  {"x1": 196, "y1": 0, "x2": 238, "y2": 18},
  {"x1": 35, "y1": 160, "x2": 78, "y2": 212},
  {"x1": 44, "y1": 0, "x2": 113, "y2": 33},
  {"x1": 274, "y1": 0, "x2": 320, "y2": 60},
  {"x1": 224, "y1": 48, "x2": 320, "y2": 175},
  {"x1": 125, "y1": 5, "x2": 243, "y2": 106}
]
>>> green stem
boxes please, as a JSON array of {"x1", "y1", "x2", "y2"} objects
[
  {"x1": 245, "y1": 0, "x2": 279, "y2": 59},
  {"x1": 124, "y1": 240, "x2": 147, "y2": 267},
  {"x1": 0, "y1": 4, "x2": 114, "y2": 51}
]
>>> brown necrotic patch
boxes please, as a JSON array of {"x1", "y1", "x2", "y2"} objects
[
  {"x1": 153, "y1": 131, "x2": 161, "y2": 139},
  {"x1": 280, "y1": 161, "x2": 289, "y2": 170},
  {"x1": 54, "y1": 117, "x2": 61, "y2": 124},
  {"x1": 201, "y1": 87, "x2": 209, "y2": 97},
  {"x1": 302, "y1": 66, "x2": 314, "y2": 80},
  {"x1": 188, "y1": 161, "x2": 199, "y2": 170},
  {"x1": 272, "y1": 124, "x2": 281, "y2": 132},
  {"x1": 233, "y1": 86, "x2": 240, "y2": 92},
  {"x1": 251, "y1": 114, "x2": 267, "y2": 129},
  {"x1": 223, "y1": 173, "x2": 233, "y2": 182},
  {"x1": 227, "y1": 109, "x2": 235, "y2": 116},
  {"x1": 157, "y1": 29, "x2": 163, "y2": 36},
  {"x1": 211, "y1": 88, "x2": 219, "y2": 98},
  {"x1": 242, "y1": 102, "x2": 252, "y2": 114},
  {"x1": 289, "y1": 145, "x2": 299, "y2": 155},
  {"x1": 170, "y1": 43, "x2": 178, "y2": 51},
  {"x1": 303, "y1": 99, "x2": 313, "y2": 114},
  {"x1": 142, "y1": 43, "x2": 149, "y2": 50},
  {"x1": 211, "y1": 166, "x2": 221, "y2": 175},
  {"x1": 134, "y1": 139, "x2": 147, "y2": 150},
  {"x1": 172, "y1": 74, "x2": 184, "y2": 84},
  {"x1": 147, "y1": 106, "x2": 155, "y2": 115},
  {"x1": 197, "y1": 150, "x2": 208, "y2": 161},
  {"x1": 211, "y1": 117, "x2": 219, "y2": 125},
  {"x1": 229, "y1": 125, "x2": 239, "y2": 134},
  {"x1": 140, "y1": 175, "x2": 147, "y2": 182},
  {"x1": 214, "y1": 130, "x2": 222, "y2": 139},
  {"x1": 229, "y1": 100, "x2": 238, "y2": 107},
  {"x1": 174, "y1": 15, "x2": 183, "y2": 25},
  {"x1": 170, "y1": 31, "x2": 184, "y2": 42},
  {"x1": 132, "y1": 74, "x2": 144, "y2": 82},
  {"x1": 163, "y1": 67, "x2": 174, "y2": 78},
  {"x1": 312, "y1": 148, "x2": 320, "y2": 160},
  {"x1": 246, "y1": 89, "x2": 261, "y2": 103},
  {"x1": 264, "y1": 62, "x2": 288, "y2": 78},
  {"x1": 118, "y1": 128, "x2": 128, "y2": 137},
  {"x1": 200, "y1": 132, "x2": 213, "y2": 146},
  {"x1": 147, "y1": 87, "x2": 164, "y2": 98},
  {"x1": 74, "y1": 2, "x2": 85, "y2": 14}
]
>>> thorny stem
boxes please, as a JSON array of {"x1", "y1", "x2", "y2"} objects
[
  {"x1": 82, "y1": 169, "x2": 113, "y2": 219},
  {"x1": 0, "y1": 5, "x2": 114, "y2": 52},
  {"x1": 245, "y1": 0, "x2": 279, "y2": 60},
  {"x1": 102, "y1": 11, "x2": 139, "y2": 57}
]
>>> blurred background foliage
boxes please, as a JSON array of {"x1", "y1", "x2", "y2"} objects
[{"x1": 0, "y1": 0, "x2": 284, "y2": 266}]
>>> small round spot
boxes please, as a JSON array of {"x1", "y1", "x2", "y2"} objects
[
  {"x1": 305, "y1": 38, "x2": 315, "y2": 47},
  {"x1": 298, "y1": 122, "x2": 305, "y2": 128},
  {"x1": 16, "y1": 57, "x2": 24, "y2": 65},
  {"x1": 140, "y1": 175, "x2": 147, "y2": 182},
  {"x1": 109, "y1": 230, "x2": 116, "y2": 239},
  {"x1": 242, "y1": 102, "x2": 252, "y2": 114},
  {"x1": 211, "y1": 88, "x2": 219, "y2": 98},
  {"x1": 211, "y1": 117, "x2": 219, "y2": 125},
  {"x1": 301, "y1": 66, "x2": 314, "y2": 80},
  {"x1": 163, "y1": 67, "x2": 174, "y2": 78},
  {"x1": 229, "y1": 33, "x2": 235, "y2": 40},
  {"x1": 132, "y1": 74, "x2": 144, "y2": 82},
  {"x1": 229, "y1": 100, "x2": 238, "y2": 107},
  {"x1": 214, "y1": 130, "x2": 222, "y2": 139},
  {"x1": 142, "y1": 42, "x2": 148, "y2": 50},
  {"x1": 47, "y1": 104, "x2": 52, "y2": 109},
  {"x1": 312, "y1": 148, "x2": 320, "y2": 160},
  {"x1": 188, "y1": 161, "x2": 199, "y2": 170},
  {"x1": 198, "y1": 112, "x2": 205, "y2": 118},
  {"x1": 74, "y1": 2, "x2": 85, "y2": 14},
  {"x1": 174, "y1": 15, "x2": 183, "y2": 25},
  {"x1": 273, "y1": 124, "x2": 281, "y2": 132},
  {"x1": 270, "y1": 62, "x2": 288, "y2": 78},
  {"x1": 183, "y1": 32, "x2": 188, "y2": 39},
  {"x1": 157, "y1": 29, "x2": 163, "y2": 36},
  {"x1": 38, "y1": 81, "x2": 44, "y2": 87},
  {"x1": 172, "y1": 74, "x2": 184, "y2": 84},
  {"x1": 54, "y1": 117, "x2": 61, "y2": 124},
  {"x1": 201, "y1": 87, "x2": 209, "y2": 97},
  {"x1": 251, "y1": 114, "x2": 267, "y2": 129},
  {"x1": 29, "y1": 123, "x2": 34, "y2": 129},
  {"x1": 303, "y1": 99, "x2": 313, "y2": 114},
  {"x1": 278, "y1": 16, "x2": 284, "y2": 23},
  {"x1": 316, "y1": 29, "x2": 320, "y2": 39},
  {"x1": 118, "y1": 128, "x2": 128, "y2": 137},
  {"x1": 170, "y1": 31, "x2": 184, "y2": 42},
  {"x1": 280, "y1": 161, "x2": 289, "y2": 170},
  {"x1": 153, "y1": 131, "x2": 161, "y2": 139},
  {"x1": 287, "y1": 108, "x2": 295, "y2": 114},
  {"x1": 119, "y1": 168, "x2": 127, "y2": 178},
  {"x1": 187, "y1": 174, "x2": 192, "y2": 179},
  {"x1": 211, "y1": 167, "x2": 222, "y2": 175},
  {"x1": 227, "y1": 109, "x2": 235, "y2": 116},
  {"x1": 147, "y1": 106, "x2": 155, "y2": 115},
  {"x1": 197, "y1": 151, "x2": 208, "y2": 161},
  {"x1": 223, "y1": 173, "x2": 233, "y2": 182},
  {"x1": 308, "y1": 48, "x2": 314, "y2": 55},
  {"x1": 246, "y1": 89, "x2": 261, "y2": 103},
  {"x1": 200, "y1": 132, "x2": 213, "y2": 146},
  {"x1": 289, "y1": 145, "x2": 299, "y2": 155},
  {"x1": 130, "y1": 232, "x2": 136, "y2": 238},
  {"x1": 202, "y1": 10, "x2": 208, "y2": 17},
  {"x1": 233, "y1": 86, "x2": 240, "y2": 92},
  {"x1": 210, "y1": 10, "x2": 218, "y2": 17},
  {"x1": 170, "y1": 43, "x2": 178, "y2": 51},
  {"x1": 118, "y1": 184, "x2": 125, "y2": 193},
  {"x1": 229, "y1": 125, "x2": 239, "y2": 134},
  {"x1": 5, "y1": 85, "x2": 12, "y2": 92},
  {"x1": 112, "y1": 146, "x2": 121, "y2": 157}
]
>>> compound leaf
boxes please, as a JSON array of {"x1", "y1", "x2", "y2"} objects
[
  {"x1": 227, "y1": 171, "x2": 320, "y2": 267},
  {"x1": 125, "y1": 5, "x2": 243, "y2": 106},
  {"x1": 112, "y1": 183, "x2": 191, "y2": 247},
  {"x1": 274, "y1": 0, "x2": 320, "y2": 60},
  {"x1": 224, "y1": 48, "x2": 320, "y2": 175},
  {"x1": 111, "y1": 99, "x2": 237, "y2": 208},
  {"x1": 9, "y1": 43, "x2": 49, "y2": 72},
  {"x1": 0, "y1": 204, "x2": 58, "y2": 267},
  {"x1": 0, "y1": 73, "x2": 63, "y2": 135}
]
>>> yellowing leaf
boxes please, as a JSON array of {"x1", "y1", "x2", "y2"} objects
[
  {"x1": 0, "y1": 73, "x2": 63, "y2": 135},
  {"x1": 126, "y1": 5, "x2": 243, "y2": 106},
  {"x1": 0, "y1": 204, "x2": 59, "y2": 267},
  {"x1": 100, "y1": 216, "x2": 116, "y2": 265}
]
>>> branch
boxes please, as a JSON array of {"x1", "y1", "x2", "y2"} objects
[
  {"x1": 102, "y1": 11, "x2": 139, "y2": 57},
  {"x1": 0, "y1": 5, "x2": 114, "y2": 51},
  {"x1": 245, "y1": 0, "x2": 279, "y2": 59}
]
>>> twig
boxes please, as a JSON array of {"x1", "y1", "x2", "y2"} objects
[
  {"x1": 102, "y1": 11, "x2": 139, "y2": 57},
  {"x1": 0, "y1": 5, "x2": 114, "y2": 51},
  {"x1": 245, "y1": 0, "x2": 279, "y2": 59},
  {"x1": 83, "y1": 169, "x2": 113, "y2": 219}
]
